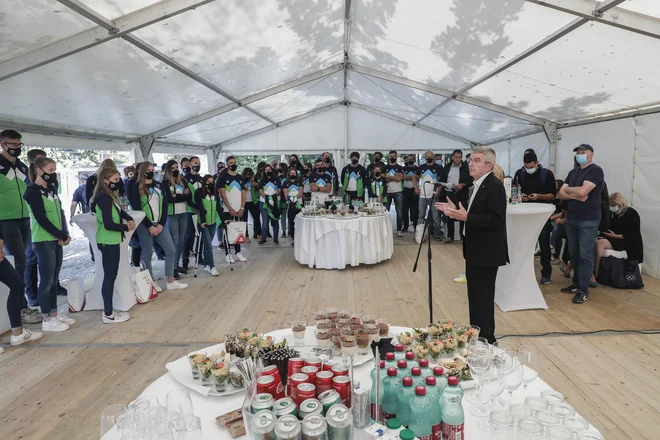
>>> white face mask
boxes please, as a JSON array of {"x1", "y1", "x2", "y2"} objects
[
  {"x1": 610, "y1": 206, "x2": 620, "y2": 213},
  {"x1": 525, "y1": 167, "x2": 537, "y2": 175}
]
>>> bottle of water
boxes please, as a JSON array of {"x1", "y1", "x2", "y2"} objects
[
  {"x1": 385, "y1": 352, "x2": 398, "y2": 370},
  {"x1": 404, "y1": 351, "x2": 418, "y2": 370},
  {"x1": 408, "y1": 386, "x2": 432, "y2": 440},
  {"x1": 394, "y1": 344, "x2": 406, "y2": 361},
  {"x1": 433, "y1": 367, "x2": 448, "y2": 393},
  {"x1": 396, "y1": 377, "x2": 415, "y2": 427},
  {"x1": 511, "y1": 184, "x2": 518, "y2": 205},
  {"x1": 371, "y1": 360, "x2": 386, "y2": 390},
  {"x1": 370, "y1": 360, "x2": 386, "y2": 424},
  {"x1": 441, "y1": 377, "x2": 464, "y2": 440},
  {"x1": 417, "y1": 359, "x2": 433, "y2": 379},
  {"x1": 410, "y1": 367, "x2": 424, "y2": 388},
  {"x1": 397, "y1": 360, "x2": 409, "y2": 381},
  {"x1": 381, "y1": 367, "x2": 399, "y2": 422},
  {"x1": 425, "y1": 377, "x2": 442, "y2": 440}
]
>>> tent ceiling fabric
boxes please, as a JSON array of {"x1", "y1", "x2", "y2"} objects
[{"x1": 2, "y1": 0, "x2": 660, "y2": 149}]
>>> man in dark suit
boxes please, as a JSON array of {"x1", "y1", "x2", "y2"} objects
[
  {"x1": 436, "y1": 147, "x2": 508, "y2": 344},
  {"x1": 442, "y1": 149, "x2": 473, "y2": 243}
]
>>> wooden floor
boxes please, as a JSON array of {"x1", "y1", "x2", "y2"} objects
[{"x1": 2, "y1": 237, "x2": 660, "y2": 439}]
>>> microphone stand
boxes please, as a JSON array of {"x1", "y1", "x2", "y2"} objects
[{"x1": 413, "y1": 198, "x2": 436, "y2": 324}]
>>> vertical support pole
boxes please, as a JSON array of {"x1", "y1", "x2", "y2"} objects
[
  {"x1": 206, "y1": 149, "x2": 216, "y2": 175},
  {"x1": 344, "y1": 102, "x2": 349, "y2": 166},
  {"x1": 543, "y1": 122, "x2": 558, "y2": 174},
  {"x1": 139, "y1": 135, "x2": 155, "y2": 163}
]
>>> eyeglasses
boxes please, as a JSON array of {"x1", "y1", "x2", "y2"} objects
[{"x1": 2, "y1": 141, "x2": 24, "y2": 148}]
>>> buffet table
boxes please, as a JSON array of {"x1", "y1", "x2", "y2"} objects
[
  {"x1": 112, "y1": 325, "x2": 601, "y2": 439},
  {"x1": 495, "y1": 203, "x2": 555, "y2": 312},
  {"x1": 73, "y1": 211, "x2": 145, "y2": 312},
  {"x1": 294, "y1": 214, "x2": 394, "y2": 269}
]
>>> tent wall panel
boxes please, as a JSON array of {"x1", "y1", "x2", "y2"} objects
[
  {"x1": 489, "y1": 132, "x2": 549, "y2": 177},
  {"x1": 22, "y1": 132, "x2": 132, "y2": 151}
]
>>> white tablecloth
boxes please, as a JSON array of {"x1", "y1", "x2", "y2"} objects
[
  {"x1": 115, "y1": 326, "x2": 601, "y2": 440},
  {"x1": 73, "y1": 211, "x2": 145, "y2": 312},
  {"x1": 495, "y1": 203, "x2": 555, "y2": 312},
  {"x1": 294, "y1": 214, "x2": 393, "y2": 270}
]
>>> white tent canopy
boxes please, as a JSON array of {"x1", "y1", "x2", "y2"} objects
[{"x1": 2, "y1": 0, "x2": 660, "y2": 275}]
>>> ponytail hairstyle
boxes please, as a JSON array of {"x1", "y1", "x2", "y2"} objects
[
  {"x1": 138, "y1": 162, "x2": 155, "y2": 196},
  {"x1": 92, "y1": 167, "x2": 121, "y2": 205},
  {"x1": 164, "y1": 159, "x2": 182, "y2": 186},
  {"x1": 28, "y1": 157, "x2": 56, "y2": 183},
  {"x1": 200, "y1": 174, "x2": 215, "y2": 198}
]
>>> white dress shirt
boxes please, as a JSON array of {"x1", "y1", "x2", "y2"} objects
[
  {"x1": 467, "y1": 171, "x2": 492, "y2": 212},
  {"x1": 447, "y1": 163, "x2": 461, "y2": 186}
]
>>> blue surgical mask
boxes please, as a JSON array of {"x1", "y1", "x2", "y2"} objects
[
  {"x1": 610, "y1": 206, "x2": 620, "y2": 213},
  {"x1": 435, "y1": 160, "x2": 442, "y2": 166},
  {"x1": 525, "y1": 167, "x2": 537, "y2": 175},
  {"x1": 575, "y1": 154, "x2": 588, "y2": 165}
]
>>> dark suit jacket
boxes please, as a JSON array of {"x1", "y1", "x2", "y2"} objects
[
  {"x1": 463, "y1": 172, "x2": 509, "y2": 267},
  {"x1": 444, "y1": 161, "x2": 473, "y2": 202}
]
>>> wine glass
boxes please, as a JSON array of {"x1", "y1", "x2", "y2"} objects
[
  {"x1": 500, "y1": 355, "x2": 523, "y2": 405},
  {"x1": 100, "y1": 404, "x2": 127, "y2": 438},
  {"x1": 465, "y1": 338, "x2": 491, "y2": 406},
  {"x1": 517, "y1": 345, "x2": 539, "y2": 395},
  {"x1": 469, "y1": 364, "x2": 504, "y2": 417}
]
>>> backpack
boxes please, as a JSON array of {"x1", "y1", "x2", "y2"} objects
[{"x1": 518, "y1": 166, "x2": 548, "y2": 186}]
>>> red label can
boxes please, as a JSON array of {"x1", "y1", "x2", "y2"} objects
[
  {"x1": 288, "y1": 357, "x2": 305, "y2": 377},
  {"x1": 262, "y1": 365, "x2": 286, "y2": 400},
  {"x1": 256, "y1": 375, "x2": 278, "y2": 398},
  {"x1": 441, "y1": 422, "x2": 464, "y2": 440},
  {"x1": 295, "y1": 383, "x2": 316, "y2": 407},
  {"x1": 322, "y1": 361, "x2": 337, "y2": 372},
  {"x1": 288, "y1": 373, "x2": 309, "y2": 401},
  {"x1": 432, "y1": 423, "x2": 442, "y2": 440},
  {"x1": 304, "y1": 357, "x2": 322, "y2": 369},
  {"x1": 315, "y1": 371, "x2": 334, "y2": 396},
  {"x1": 331, "y1": 365, "x2": 349, "y2": 377},
  {"x1": 332, "y1": 375, "x2": 352, "y2": 408},
  {"x1": 301, "y1": 366, "x2": 319, "y2": 385}
]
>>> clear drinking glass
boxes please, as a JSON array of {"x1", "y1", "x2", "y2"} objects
[
  {"x1": 536, "y1": 409, "x2": 561, "y2": 432},
  {"x1": 356, "y1": 329, "x2": 370, "y2": 355},
  {"x1": 166, "y1": 389, "x2": 195, "y2": 425},
  {"x1": 546, "y1": 424, "x2": 574, "y2": 440},
  {"x1": 100, "y1": 404, "x2": 127, "y2": 439},
  {"x1": 501, "y1": 356, "x2": 523, "y2": 402},
  {"x1": 465, "y1": 339, "x2": 491, "y2": 406},
  {"x1": 477, "y1": 409, "x2": 514, "y2": 434},
  {"x1": 517, "y1": 345, "x2": 539, "y2": 394},
  {"x1": 517, "y1": 417, "x2": 545, "y2": 439},
  {"x1": 509, "y1": 403, "x2": 533, "y2": 421},
  {"x1": 541, "y1": 390, "x2": 565, "y2": 405},
  {"x1": 167, "y1": 403, "x2": 187, "y2": 432},
  {"x1": 291, "y1": 320, "x2": 307, "y2": 345},
  {"x1": 182, "y1": 416, "x2": 203, "y2": 440},
  {"x1": 525, "y1": 396, "x2": 549, "y2": 414},
  {"x1": 563, "y1": 416, "x2": 589, "y2": 434},
  {"x1": 550, "y1": 402, "x2": 575, "y2": 420},
  {"x1": 577, "y1": 430, "x2": 605, "y2": 440},
  {"x1": 469, "y1": 365, "x2": 504, "y2": 418}
]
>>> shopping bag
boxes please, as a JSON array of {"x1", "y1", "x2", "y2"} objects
[
  {"x1": 414, "y1": 224, "x2": 427, "y2": 244},
  {"x1": 597, "y1": 257, "x2": 644, "y2": 289},
  {"x1": 130, "y1": 262, "x2": 159, "y2": 303},
  {"x1": 67, "y1": 277, "x2": 86, "y2": 312},
  {"x1": 226, "y1": 217, "x2": 247, "y2": 245}
]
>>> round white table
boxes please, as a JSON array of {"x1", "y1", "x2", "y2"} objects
[
  {"x1": 73, "y1": 211, "x2": 145, "y2": 312},
  {"x1": 495, "y1": 203, "x2": 555, "y2": 312},
  {"x1": 294, "y1": 213, "x2": 393, "y2": 269},
  {"x1": 116, "y1": 325, "x2": 601, "y2": 439}
]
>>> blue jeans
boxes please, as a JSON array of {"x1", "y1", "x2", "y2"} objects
[
  {"x1": 217, "y1": 225, "x2": 224, "y2": 248},
  {"x1": 0, "y1": 218, "x2": 30, "y2": 310},
  {"x1": 136, "y1": 224, "x2": 176, "y2": 278},
  {"x1": 260, "y1": 202, "x2": 279, "y2": 240},
  {"x1": 167, "y1": 213, "x2": 189, "y2": 268},
  {"x1": 0, "y1": 259, "x2": 24, "y2": 329},
  {"x1": 198, "y1": 223, "x2": 217, "y2": 268},
  {"x1": 385, "y1": 191, "x2": 404, "y2": 231},
  {"x1": 280, "y1": 203, "x2": 288, "y2": 236},
  {"x1": 33, "y1": 241, "x2": 63, "y2": 317},
  {"x1": 25, "y1": 236, "x2": 39, "y2": 307},
  {"x1": 98, "y1": 243, "x2": 120, "y2": 315},
  {"x1": 566, "y1": 219, "x2": 599, "y2": 293},
  {"x1": 418, "y1": 197, "x2": 442, "y2": 238}
]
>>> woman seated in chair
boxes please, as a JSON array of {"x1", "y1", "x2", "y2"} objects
[{"x1": 595, "y1": 192, "x2": 643, "y2": 277}]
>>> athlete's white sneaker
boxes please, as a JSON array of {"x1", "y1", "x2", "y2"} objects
[
  {"x1": 42, "y1": 317, "x2": 69, "y2": 332},
  {"x1": 235, "y1": 253, "x2": 247, "y2": 262},
  {"x1": 204, "y1": 265, "x2": 212, "y2": 274},
  {"x1": 56, "y1": 313, "x2": 76, "y2": 325},
  {"x1": 10, "y1": 329, "x2": 43, "y2": 346},
  {"x1": 103, "y1": 311, "x2": 131, "y2": 324},
  {"x1": 210, "y1": 267, "x2": 219, "y2": 276},
  {"x1": 226, "y1": 255, "x2": 235, "y2": 264},
  {"x1": 167, "y1": 280, "x2": 188, "y2": 290}
]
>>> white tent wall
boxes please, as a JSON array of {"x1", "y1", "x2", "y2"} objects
[
  {"x1": 489, "y1": 132, "x2": 549, "y2": 176},
  {"x1": 21, "y1": 132, "x2": 133, "y2": 152}
]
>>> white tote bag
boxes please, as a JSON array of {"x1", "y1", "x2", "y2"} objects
[
  {"x1": 226, "y1": 217, "x2": 248, "y2": 245},
  {"x1": 130, "y1": 263, "x2": 159, "y2": 304},
  {"x1": 414, "y1": 224, "x2": 427, "y2": 244},
  {"x1": 67, "y1": 277, "x2": 86, "y2": 312}
]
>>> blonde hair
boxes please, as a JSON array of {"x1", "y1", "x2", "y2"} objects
[
  {"x1": 609, "y1": 192, "x2": 628, "y2": 210},
  {"x1": 28, "y1": 157, "x2": 56, "y2": 183},
  {"x1": 138, "y1": 162, "x2": 155, "y2": 196},
  {"x1": 92, "y1": 167, "x2": 121, "y2": 205},
  {"x1": 493, "y1": 164, "x2": 505, "y2": 182}
]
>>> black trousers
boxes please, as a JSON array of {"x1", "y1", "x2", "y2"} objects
[
  {"x1": 243, "y1": 201, "x2": 262, "y2": 237},
  {"x1": 446, "y1": 192, "x2": 466, "y2": 240},
  {"x1": 98, "y1": 244, "x2": 120, "y2": 315},
  {"x1": 402, "y1": 188, "x2": 418, "y2": 230},
  {"x1": 183, "y1": 213, "x2": 202, "y2": 267},
  {"x1": 345, "y1": 191, "x2": 359, "y2": 201},
  {"x1": 539, "y1": 220, "x2": 553, "y2": 278},
  {"x1": 465, "y1": 263, "x2": 499, "y2": 344},
  {"x1": 288, "y1": 202, "x2": 301, "y2": 238}
]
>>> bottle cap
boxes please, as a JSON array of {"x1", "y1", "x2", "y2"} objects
[
  {"x1": 400, "y1": 429, "x2": 415, "y2": 440},
  {"x1": 418, "y1": 359, "x2": 429, "y2": 367},
  {"x1": 387, "y1": 367, "x2": 398, "y2": 377},
  {"x1": 426, "y1": 376, "x2": 436, "y2": 386},
  {"x1": 433, "y1": 366, "x2": 444, "y2": 376},
  {"x1": 448, "y1": 376, "x2": 459, "y2": 386},
  {"x1": 405, "y1": 352, "x2": 415, "y2": 360},
  {"x1": 402, "y1": 377, "x2": 413, "y2": 387},
  {"x1": 411, "y1": 367, "x2": 421, "y2": 376},
  {"x1": 397, "y1": 360, "x2": 408, "y2": 369},
  {"x1": 415, "y1": 386, "x2": 426, "y2": 396},
  {"x1": 395, "y1": 344, "x2": 405, "y2": 352},
  {"x1": 386, "y1": 418, "x2": 402, "y2": 430},
  {"x1": 379, "y1": 360, "x2": 386, "y2": 368},
  {"x1": 386, "y1": 352, "x2": 395, "y2": 361}
]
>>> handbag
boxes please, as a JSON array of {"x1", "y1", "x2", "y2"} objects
[
  {"x1": 596, "y1": 257, "x2": 644, "y2": 289},
  {"x1": 130, "y1": 262, "x2": 159, "y2": 304},
  {"x1": 414, "y1": 223, "x2": 427, "y2": 244},
  {"x1": 67, "y1": 277, "x2": 86, "y2": 312},
  {"x1": 225, "y1": 217, "x2": 248, "y2": 245}
]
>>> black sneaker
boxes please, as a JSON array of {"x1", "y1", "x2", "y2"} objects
[
  {"x1": 560, "y1": 284, "x2": 578, "y2": 293},
  {"x1": 57, "y1": 282, "x2": 67, "y2": 296},
  {"x1": 173, "y1": 270, "x2": 181, "y2": 280},
  {"x1": 274, "y1": 239, "x2": 279, "y2": 245},
  {"x1": 572, "y1": 291, "x2": 588, "y2": 304},
  {"x1": 443, "y1": 237, "x2": 454, "y2": 244},
  {"x1": 258, "y1": 239, "x2": 267, "y2": 245},
  {"x1": 176, "y1": 266, "x2": 187, "y2": 274}
]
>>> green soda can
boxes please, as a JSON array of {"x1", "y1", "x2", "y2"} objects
[
  {"x1": 318, "y1": 389, "x2": 342, "y2": 416},
  {"x1": 326, "y1": 404, "x2": 353, "y2": 440},
  {"x1": 275, "y1": 414, "x2": 302, "y2": 440},
  {"x1": 274, "y1": 397, "x2": 298, "y2": 418},
  {"x1": 302, "y1": 413, "x2": 328, "y2": 440},
  {"x1": 298, "y1": 398, "x2": 323, "y2": 420},
  {"x1": 252, "y1": 410, "x2": 277, "y2": 440}
]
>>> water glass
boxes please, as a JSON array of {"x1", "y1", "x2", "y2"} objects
[
  {"x1": 501, "y1": 355, "x2": 523, "y2": 403},
  {"x1": 546, "y1": 424, "x2": 574, "y2": 440},
  {"x1": 465, "y1": 340, "x2": 491, "y2": 406},
  {"x1": 166, "y1": 403, "x2": 187, "y2": 432},
  {"x1": 508, "y1": 403, "x2": 533, "y2": 421},
  {"x1": 550, "y1": 402, "x2": 575, "y2": 420},
  {"x1": 541, "y1": 390, "x2": 565, "y2": 405},
  {"x1": 577, "y1": 430, "x2": 605, "y2": 440},
  {"x1": 477, "y1": 409, "x2": 514, "y2": 434},
  {"x1": 563, "y1": 415, "x2": 589, "y2": 434},
  {"x1": 536, "y1": 409, "x2": 561, "y2": 431},
  {"x1": 166, "y1": 389, "x2": 195, "y2": 427},
  {"x1": 517, "y1": 417, "x2": 544, "y2": 439},
  {"x1": 469, "y1": 365, "x2": 503, "y2": 417},
  {"x1": 183, "y1": 416, "x2": 203, "y2": 439},
  {"x1": 517, "y1": 345, "x2": 539, "y2": 394},
  {"x1": 100, "y1": 404, "x2": 127, "y2": 438},
  {"x1": 524, "y1": 396, "x2": 548, "y2": 414}
]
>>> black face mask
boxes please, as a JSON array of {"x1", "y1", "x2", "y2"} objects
[
  {"x1": 351, "y1": 158, "x2": 358, "y2": 165},
  {"x1": 425, "y1": 157, "x2": 433, "y2": 163},
  {"x1": 374, "y1": 172, "x2": 381, "y2": 177},
  {"x1": 389, "y1": 157, "x2": 397, "y2": 163},
  {"x1": 265, "y1": 172, "x2": 273, "y2": 178},
  {"x1": 290, "y1": 175, "x2": 297, "y2": 181},
  {"x1": 229, "y1": 164, "x2": 237, "y2": 171},
  {"x1": 324, "y1": 157, "x2": 331, "y2": 164},
  {"x1": 407, "y1": 160, "x2": 415, "y2": 166},
  {"x1": 182, "y1": 166, "x2": 191, "y2": 174},
  {"x1": 172, "y1": 170, "x2": 180, "y2": 178},
  {"x1": 144, "y1": 171, "x2": 154, "y2": 180},
  {"x1": 316, "y1": 167, "x2": 324, "y2": 173},
  {"x1": 6, "y1": 147, "x2": 21, "y2": 158},
  {"x1": 290, "y1": 159, "x2": 297, "y2": 165},
  {"x1": 192, "y1": 165, "x2": 200, "y2": 173},
  {"x1": 206, "y1": 183, "x2": 215, "y2": 192},
  {"x1": 41, "y1": 170, "x2": 58, "y2": 187},
  {"x1": 108, "y1": 179, "x2": 124, "y2": 193},
  {"x1": 374, "y1": 157, "x2": 382, "y2": 163}
]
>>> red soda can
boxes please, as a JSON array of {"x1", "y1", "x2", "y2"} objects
[
  {"x1": 288, "y1": 357, "x2": 305, "y2": 377},
  {"x1": 296, "y1": 383, "x2": 316, "y2": 407},
  {"x1": 256, "y1": 375, "x2": 278, "y2": 398},
  {"x1": 261, "y1": 366, "x2": 285, "y2": 400},
  {"x1": 304, "y1": 356, "x2": 322, "y2": 369},
  {"x1": 331, "y1": 365, "x2": 349, "y2": 377},
  {"x1": 315, "y1": 371, "x2": 334, "y2": 396},
  {"x1": 332, "y1": 375, "x2": 352, "y2": 408},
  {"x1": 322, "y1": 360, "x2": 337, "y2": 372},
  {"x1": 301, "y1": 366, "x2": 319, "y2": 385},
  {"x1": 288, "y1": 373, "x2": 309, "y2": 401}
]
